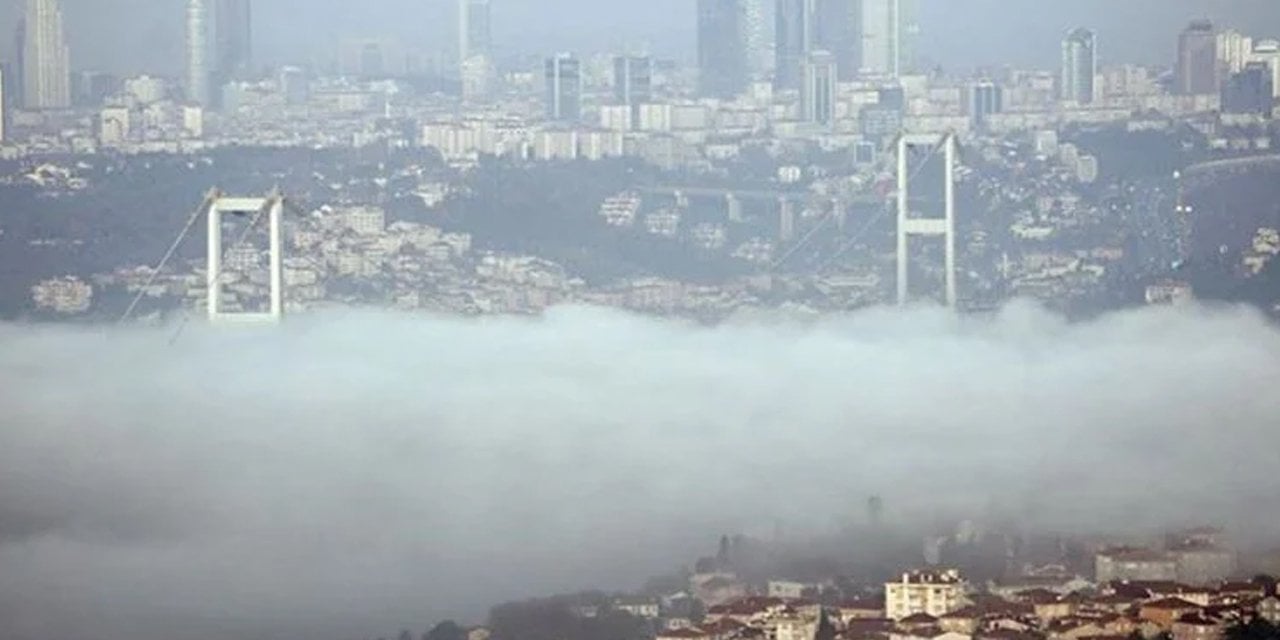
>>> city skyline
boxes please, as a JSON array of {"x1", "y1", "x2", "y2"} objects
[{"x1": 3, "y1": 0, "x2": 1280, "y2": 78}]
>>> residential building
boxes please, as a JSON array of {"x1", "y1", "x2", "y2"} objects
[
  {"x1": 1217, "y1": 29, "x2": 1253, "y2": 74},
  {"x1": 885, "y1": 569, "x2": 966, "y2": 620},
  {"x1": 1170, "y1": 543, "x2": 1235, "y2": 585},
  {"x1": 1095, "y1": 548, "x2": 1178, "y2": 583}
]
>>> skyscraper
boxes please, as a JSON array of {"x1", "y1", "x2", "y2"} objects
[
  {"x1": 459, "y1": 0, "x2": 493, "y2": 101},
  {"x1": 545, "y1": 53, "x2": 582, "y2": 122},
  {"x1": 802, "y1": 49, "x2": 837, "y2": 125},
  {"x1": 459, "y1": 0, "x2": 492, "y2": 63},
  {"x1": 775, "y1": 0, "x2": 814, "y2": 90},
  {"x1": 186, "y1": 0, "x2": 212, "y2": 105},
  {"x1": 1060, "y1": 28, "x2": 1097, "y2": 105},
  {"x1": 614, "y1": 55, "x2": 652, "y2": 126},
  {"x1": 1222, "y1": 62, "x2": 1273, "y2": 116},
  {"x1": 22, "y1": 0, "x2": 70, "y2": 110},
  {"x1": 214, "y1": 0, "x2": 252, "y2": 82},
  {"x1": 744, "y1": 0, "x2": 771, "y2": 80},
  {"x1": 697, "y1": 0, "x2": 750, "y2": 98},
  {"x1": 966, "y1": 80, "x2": 1003, "y2": 131},
  {"x1": 860, "y1": 0, "x2": 914, "y2": 77},
  {"x1": 0, "y1": 66, "x2": 7, "y2": 143},
  {"x1": 1177, "y1": 20, "x2": 1218, "y2": 96},
  {"x1": 12, "y1": 18, "x2": 26, "y2": 110},
  {"x1": 815, "y1": 0, "x2": 861, "y2": 81}
]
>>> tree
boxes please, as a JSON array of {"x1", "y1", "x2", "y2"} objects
[
  {"x1": 1225, "y1": 619, "x2": 1280, "y2": 640},
  {"x1": 425, "y1": 620, "x2": 468, "y2": 640}
]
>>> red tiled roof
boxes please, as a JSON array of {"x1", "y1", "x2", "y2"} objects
[
  {"x1": 900, "y1": 613, "x2": 939, "y2": 624},
  {"x1": 1141, "y1": 597, "x2": 1201, "y2": 610},
  {"x1": 660, "y1": 630, "x2": 712, "y2": 639}
]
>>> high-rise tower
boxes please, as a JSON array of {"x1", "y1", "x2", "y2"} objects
[
  {"x1": 459, "y1": 0, "x2": 492, "y2": 63},
  {"x1": 1060, "y1": 28, "x2": 1097, "y2": 105},
  {"x1": 214, "y1": 0, "x2": 252, "y2": 83},
  {"x1": 744, "y1": 0, "x2": 770, "y2": 80},
  {"x1": 814, "y1": 0, "x2": 861, "y2": 81},
  {"x1": 545, "y1": 53, "x2": 582, "y2": 122},
  {"x1": 697, "y1": 0, "x2": 750, "y2": 98},
  {"x1": 802, "y1": 50, "x2": 837, "y2": 125},
  {"x1": 774, "y1": 0, "x2": 814, "y2": 90},
  {"x1": 614, "y1": 55, "x2": 652, "y2": 126},
  {"x1": 1177, "y1": 20, "x2": 1218, "y2": 95},
  {"x1": 860, "y1": 0, "x2": 913, "y2": 77},
  {"x1": 186, "y1": 0, "x2": 212, "y2": 105},
  {"x1": 22, "y1": 0, "x2": 70, "y2": 110}
]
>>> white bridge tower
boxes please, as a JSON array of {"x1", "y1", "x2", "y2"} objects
[
  {"x1": 207, "y1": 193, "x2": 285, "y2": 323},
  {"x1": 896, "y1": 133, "x2": 958, "y2": 306}
]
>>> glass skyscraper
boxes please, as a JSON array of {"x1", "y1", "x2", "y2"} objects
[
  {"x1": 1061, "y1": 27, "x2": 1098, "y2": 105},
  {"x1": 697, "y1": 0, "x2": 750, "y2": 98}
]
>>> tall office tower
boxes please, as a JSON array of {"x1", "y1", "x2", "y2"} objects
[
  {"x1": 279, "y1": 65, "x2": 310, "y2": 106},
  {"x1": 214, "y1": 0, "x2": 252, "y2": 82},
  {"x1": 1222, "y1": 62, "x2": 1274, "y2": 116},
  {"x1": 1060, "y1": 28, "x2": 1097, "y2": 105},
  {"x1": 744, "y1": 0, "x2": 771, "y2": 80},
  {"x1": 775, "y1": 0, "x2": 814, "y2": 90},
  {"x1": 1251, "y1": 40, "x2": 1280, "y2": 99},
  {"x1": 966, "y1": 80, "x2": 1003, "y2": 130},
  {"x1": 22, "y1": 0, "x2": 70, "y2": 110},
  {"x1": 896, "y1": 0, "x2": 920, "y2": 75},
  {"x1": 1177, "y1": 20, "x2": 1218, "y2": 95},
  {"x1": 697, "y1": 0, "x2": 750, "y2": 98},
  {"x1": 545, "y1": 53, "x2": 582, "y2": 121},
  {"x1": 186, "y1": 0, "x2": 212, "y2": 105},
  {"x1": 802, "y1": 50, "x2": 837, "y2": 125},
  {"x1": 855, "y1": 0, "x2": 916, "y2": 76},
  {"x1": 12, "y1": 19, "x2": 25, "y2": 109},
  {"x1": 614, "y1": 55, "x2": 652, "y2": 126},
  {"x1": 815, "y1": 0, "x2": 861, "y2": 81},
  {"x1": 860, "y1": 0, "x2": 914, "y2": 77},
  {"x1": 459, "y1": 0, "x2": 492, "y2": 63},
  {"x1": 1217, "y1": 30, "x2": 1253, "y2": 75},
  {"x1": 459, "y1": 0, "x2": 493, "y2": 100},
  {"x1": 0, "y1": 66, "x2": 7, "y2": 143}
]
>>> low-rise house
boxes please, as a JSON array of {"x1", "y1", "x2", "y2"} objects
[
  {"x1": 1171, "y1": 613, "x2": 1224, "y2": 640},
  {"x1": 839, "y1": 597, "x2": 888, "y2": 623},
  {"x1": 1139, "y1": 598, "x2": 1202, "y2": 630}
]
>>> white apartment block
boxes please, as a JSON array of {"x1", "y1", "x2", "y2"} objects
[{"x1": 885, "y1": 569, "x2": 966, "y2": 620}]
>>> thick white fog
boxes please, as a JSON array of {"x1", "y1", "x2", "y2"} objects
[{"x1": 1, "y1": 302, "x2": 1279, "y2": 639}]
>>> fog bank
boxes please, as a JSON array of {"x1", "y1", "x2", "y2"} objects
[{"x1": 1, "y1": 302, "x2": 1279, "y2": 639}]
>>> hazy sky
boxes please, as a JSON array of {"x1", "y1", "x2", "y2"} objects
[
  {"x1": 3, "y1": 302, "x2": 1280, "y2": 639},
  {"x1": 1, "y1": 0, "x2": 1279, "y2": 75}
]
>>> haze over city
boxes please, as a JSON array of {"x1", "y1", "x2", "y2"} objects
[{"x1": 1, "y1": 1, "x2": 1280, "y2": 640}]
